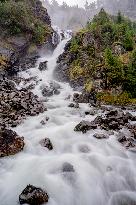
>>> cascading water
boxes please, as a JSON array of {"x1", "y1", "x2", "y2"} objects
[{"x1": 0, "y1": 32, "x2": 136, "y2": 205}]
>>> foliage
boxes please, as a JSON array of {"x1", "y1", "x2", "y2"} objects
[
  {"x1": 0, "y1": 0, "x2": 51, "y2": 43},
  {"x1": 84, "y1": 80, "x2": 93, "y2": 92},
  {"x1": 104, "y1": 48, "x2": 124, "y2": 88},
  {"x1": 67, "y1": 9, "x2": 136, "y2": 103},
  {"x1": 97, "y1": 92, "x2": 131, "y2": 105},
  {"x1": 123, "y1": 49, "x2": 136, "y2": 98},
  {"x1": 69, "y1": 65, "x2": 85, "y2": 80}
]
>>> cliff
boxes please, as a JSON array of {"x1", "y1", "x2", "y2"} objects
[{"x1": 0, "y1": 0, "x2": 53, "y2": 73}]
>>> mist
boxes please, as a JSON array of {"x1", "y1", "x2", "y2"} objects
[{"x1": 42, "y1": 0, "x2": 136, "y2": 31}]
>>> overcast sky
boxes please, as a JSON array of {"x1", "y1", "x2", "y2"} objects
[{"x1": 53, "y1": 0, "x2": 95, "y2": 7}]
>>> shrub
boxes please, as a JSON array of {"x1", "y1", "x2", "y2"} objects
[
  {"x1": 97, "y1": 92, "x2": 131, "y2": 105},
  {"x1": 69, "y1": 65, "x2": 85, "y2": 80}
]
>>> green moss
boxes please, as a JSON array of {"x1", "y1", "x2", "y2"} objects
[
  {"x1": 84, "y1": 80, "x2": 94, "y2": 92},
  {"x1": 97, "y1": 92, "x2": 132, "y2": 106},
  {"x1": 0, "y1": 55, "x2": 8, "y2": 69},
  {"x1": 69, "y1": 65, "x2": 85, "y2": 80}
]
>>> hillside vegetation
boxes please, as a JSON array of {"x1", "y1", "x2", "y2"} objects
[
  {"x1": 57, "y1": 9, "x2": 136, "y2": 105},
  {"x1": 0, "y1": 0, "x2": 52, "y2": 43},
  {"x1": 0, "y1": 0, "x2": 53, "y2": 71}
]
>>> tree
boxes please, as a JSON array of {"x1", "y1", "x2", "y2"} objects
[
  {"x1": 104, "y1": 48, "x2": 123, "y2": 88},
  {"x1": 117, "y1": 11, "x2": 123, "y2": 23},
  {"x1": 123, "y1": 30, "x2": 134, "y2": 51},
  {"x1": 124, "y1": 50, "x2": 136, "y2": 97}
]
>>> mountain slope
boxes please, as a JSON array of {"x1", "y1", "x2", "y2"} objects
[
  {"x1": 0, "y1": 0, "x2": 53, "y2": 71},
  {"x1": 56, "y1": 9, "x2": 136, "y2": 104}
]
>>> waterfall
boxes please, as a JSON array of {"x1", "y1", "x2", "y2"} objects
[{"x1": 0, "y1": 31, "x2": 136, "y2": 205}]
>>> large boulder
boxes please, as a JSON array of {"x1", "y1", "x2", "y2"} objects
[
  {"x1": 38, "y1": 61, "x2": 48, "y2": 71},
  {"x1": 0, "y1": 129, "x2": 25, "y2": 157},
  {"x1": 73, "y1": 91, "x2": 97, "y2": 105},
  {"x1": 74, "y1": 120, "x2": 97, "y2": 133},
  {"x1": 19, "y1": 185, "x2": 49, "y2": 205},
  {"x1": 62, "y1": 162, "x2": 75, "y2": 173},
  {"x1": 39, "y1": 138, "x2": 53, "y2": 150},
  {"x1": 41, "y1": 81, "x2": 61, "y2": 97},
  {"x1": 68, "y1": 103, "x2": 79, "y2": 108},
  {"x1": 93, "y1": 133, "x2": 109, "y2": 139}
]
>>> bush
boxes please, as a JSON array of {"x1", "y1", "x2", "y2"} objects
[
  {"x1": 97, "y1": 92, "x2": 131, "y2": 105},
  {"x1": 69, "y1": 65, "x2": 84, "y2": 80}
]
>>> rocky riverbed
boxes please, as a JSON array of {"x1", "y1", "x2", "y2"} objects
[{"x1": 0, "y1": 36, "x2": 136, "y2": 205}]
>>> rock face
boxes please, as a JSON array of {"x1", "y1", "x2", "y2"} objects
[
  {"x1": 0, "y1": 128, "x2": 24, "y2": 157},
  {"x1": 0, "y1": 79, "x2": 46, "y2": 128},
  {"x1": 0, "y1": 0, "x2": 52, "y2": 74},
  {"x1": 19, "y1": 185, "x2": 49, "y2": 205},
  {"x1": 33, "y1": 0, "x2": 51, "y2": 26}
]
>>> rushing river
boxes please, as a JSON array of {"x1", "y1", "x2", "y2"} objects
[{"x1": 0, "y1": 36, "x2": 136, "y2": 205}]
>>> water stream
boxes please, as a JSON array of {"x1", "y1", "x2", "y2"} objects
[{"x1": 0, "y1": 36, "x2": 136, "y2": 205}]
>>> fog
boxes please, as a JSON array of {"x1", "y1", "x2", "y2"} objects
[{"x1": 42, "y1": 0, "x2": 136, "y2": 31}]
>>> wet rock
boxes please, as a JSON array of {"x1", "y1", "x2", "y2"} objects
[
  {"x1": 68, "y1": 103, "x2": 75, "y2": 108},
  {"x1": 62, "y1": 162, "x2": 75, "y2": 172},
  {"x1": 131, "y1": 125, "x2": 136, "y2": 139},
  {"x1": 117, "y1": 132, "x2": 135, "y2": 149},
  {"x1": 108, "y1": 121, "x2": 120, "y2": 130},
  {"x1": 91, "y1": 109, "x2": 135, "y2": 131},
  {"x1": 41, "y1": 81, "x2": 60, "y2": 97},
  {"x1": 68, "y1": 103, "x2": 79, "y2": 108},
  {"x1": 40, "y1": 120, "x2": 46, "y2": 125},
  {"x1": 79, "y1": 145, "x2": 90, "y2": 153},
  {"x1": 85, "y1": 110, "x2": 96, "y2": 115},
  {"x1": 13, "y1": 55, "x2": 39, "y2": 73},
  {"x1": 40, "y1": 117, "x2": 49, "y2": 125},
  {"x1": 93, "y1": 133, "x2": 109, "y2": 139},
  {"x1": 73, "y1": 91, "x2": 97, "y2": 105},
  {"x1": 106, "y1": 110, "x2": 118, "y2": 117},
  {"x1": 74, "y1": 120, "x2": 97, "y2": 133},
  {"x1": 1, "y1": 79, "x2": 46, "y2": 128},
  {"x1": 125, "y1": 112, "x2": 136, "y2": 121},
  {"x1": 19, "y1": 185, "x2": 49, "y2": 205},
  {"x1": 41, "y1": 86, "x2": 60, "y2": 97},
  {"x1": 39, "y1": 138, "x2": 53, "y2": 150},
  {"x1": 38, "y1": 61, "x2": 48, "y2": 71},
  {"x1": 50, "y1": 81, "x2": 61, "y2": 90},
  {"x1": 0, "y1": 128, "x2": 25, "y2": 157}
]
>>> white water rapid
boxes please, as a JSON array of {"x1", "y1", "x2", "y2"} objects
[{"x1": 0, "y1": 36, "x2": 136, "y2": 205}]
